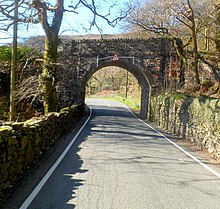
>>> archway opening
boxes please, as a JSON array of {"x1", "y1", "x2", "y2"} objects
[
  {"x1": 82, "y1": 60, "x2": 153, "y2": 119},
  {"x1": 86, "y1": 66, "x2": 141, "y2": 113}
]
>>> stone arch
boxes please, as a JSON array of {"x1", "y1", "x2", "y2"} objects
[
  {"x1": 57, "y1": 38, "x2": 183, "y2": 118},
  {"x1": 82, "y1": 60, "x2": 155, "y2": 119}
]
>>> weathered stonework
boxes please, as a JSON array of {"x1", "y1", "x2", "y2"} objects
[
  {"x1": 0, "y1": 104, "x2": 84, "y2": 198},
  {"x1": 150, "y1": 93, "x2": 220, "y2": 157},
  {"x1": 57, "y1": 38, "x2": 183, "y2": 119}
]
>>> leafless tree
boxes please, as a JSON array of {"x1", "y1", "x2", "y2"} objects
[
  {"x1": 125, "y1": 0, "x2": 217, "y2": 86},
  {"x1": 0, "y1": 0, "x2": 132, "y2": 114}
]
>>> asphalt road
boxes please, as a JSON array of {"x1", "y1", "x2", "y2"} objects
[{"x1": 17, "y1": 99, "x2": 220, "y2": 208}]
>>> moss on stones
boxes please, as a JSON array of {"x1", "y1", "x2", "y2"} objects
[
  {"x1": 150, "y1": 93, "x2": 220, "y2": 157},
  {"x1": 0, "y1": 103, "x2": 84, "y2": 197}
]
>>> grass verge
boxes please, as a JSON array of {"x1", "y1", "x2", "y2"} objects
[{"x1": 87, "y1": 95, "x2": 140, "y2": 112}]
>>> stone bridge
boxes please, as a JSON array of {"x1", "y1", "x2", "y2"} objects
[{"x1": 57, "y1": 38, "x2": 184, "y2": 119}]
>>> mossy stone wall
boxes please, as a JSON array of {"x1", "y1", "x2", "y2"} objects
[
  {"x1": 0, "y1": 104, "x2": 84, "y2": 196},
  {"x1": 150, "y1": 93, "x2": 220, "y2": 157}
]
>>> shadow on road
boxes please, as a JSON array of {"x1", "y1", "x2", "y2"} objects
[{"x1": 27, "y1": 123, "x2": 92, "y2": 209}]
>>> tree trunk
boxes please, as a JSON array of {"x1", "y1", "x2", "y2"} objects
[
  {"x1": 204, "y1": 27, "x2": 210, "y2": 52},
  {"x1": 215, "y1": 1, "x2": 220, "y2": 93},
  {"x1": 216, "y1": 1, "x2": 220, "y2": 69},
  {"x1": 41, "y1": 34, "x2": 59, "y2": 114},
  {"x1": 31, "y1": 0, "x2": 64, "y2": 114},
  {"x1": 192, "y1": 29, "x2": 200, "y2": 85},
  {"x1": 10, "y1": 0, "x2": 18, "y2": 121},
  {"x1": 189, "y1": 0, "x2": 200, "y2": 85}
]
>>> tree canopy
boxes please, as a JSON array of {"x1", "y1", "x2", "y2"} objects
[{"x1": 124, "y1": 0, "x2": 219, "y2": 89}]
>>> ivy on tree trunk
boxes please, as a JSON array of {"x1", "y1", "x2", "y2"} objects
[
  {"x1": 41, "y1": 35, "x2": 59, "y2": 114},
  {"x1": 32, "y1": 0, "x2": 64, "y2": 114}
]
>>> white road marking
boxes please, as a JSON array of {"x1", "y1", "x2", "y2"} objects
[
  {"x1": 19, "y1": 108, "x2": 93, "y2": 209},
  {"x1": 117, "y1": 101, "x2": 220, "y2": 179},
  {"x1": 104, "y1": 100, "x2": 111, "y2": 107},
  {"x1": 19, "y1": 99, "x2": 220, "y2": 209}
]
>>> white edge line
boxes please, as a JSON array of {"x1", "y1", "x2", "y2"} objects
[
  {"x1": 117, "y1": 101, "x2": 220, "y2": 179},
  {"x1": 19, "y1": 107, "x2": 92, "y2": 209}
]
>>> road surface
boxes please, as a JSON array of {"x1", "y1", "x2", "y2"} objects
[{"x1": 17, "y1": 99, "x2": 220, "y2": 208}]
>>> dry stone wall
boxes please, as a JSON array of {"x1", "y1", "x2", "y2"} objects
[
  {"x1": 0, "y1": 104, "x2": 84, "y2": 197},
  {"x1": 150, "y1": 93, "x2": 220, "y2": 157}
]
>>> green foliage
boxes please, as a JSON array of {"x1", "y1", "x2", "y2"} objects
[
  {"x1": 106, "y1": 96, "x2": 140, "y2": 111},
  {"x1": 17, "y1": 46, "x2": 37, "y2": 61},
  {"x1": 170, "y1": 92, "x2": 186, "y2": 103},
  {"x1": 201, "y1": 80, "x2": 212, "y2": 88},
  {"x1": 0, "y1": 46, "x2": 40, "y2": 121},
  {"x1": 0, "y1": 46, "x2": 11, "y2": 61},
  {"x1": 0, "y1": 46, "x2": 39, "y2": 94},
  {"x1": 0, "y1": 46, "x2": 37, "y2": 62}
]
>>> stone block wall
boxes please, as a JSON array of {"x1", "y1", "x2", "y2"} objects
[
  {"x1": 56, "y1": 38, "x2": 183, "y2": 110},
  {"x1": 150, "y1": 93, "x2": 220, "y2": 157},
  {"x1": 0, "y1": 104, "x2": 84, "y2": 196}
]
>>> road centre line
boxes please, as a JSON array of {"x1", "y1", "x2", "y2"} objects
[
  {"x1": 19, "y1": 108, "x2": 93, "y2": 209},
  {"x1": 118, "y1": 101, "x2": 220, "y2": 179}
]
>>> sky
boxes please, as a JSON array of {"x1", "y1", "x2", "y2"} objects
[{"x1": 0, "y1": 0, "x2": 142, "y2": 45}]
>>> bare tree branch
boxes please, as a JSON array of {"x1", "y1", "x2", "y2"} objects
[
  {"x1": 15, "y1": 75, "x2": 41, "y2": 104},
  {"x1": 68, "y1": 0, "x2": 132, "y2": 32}
]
